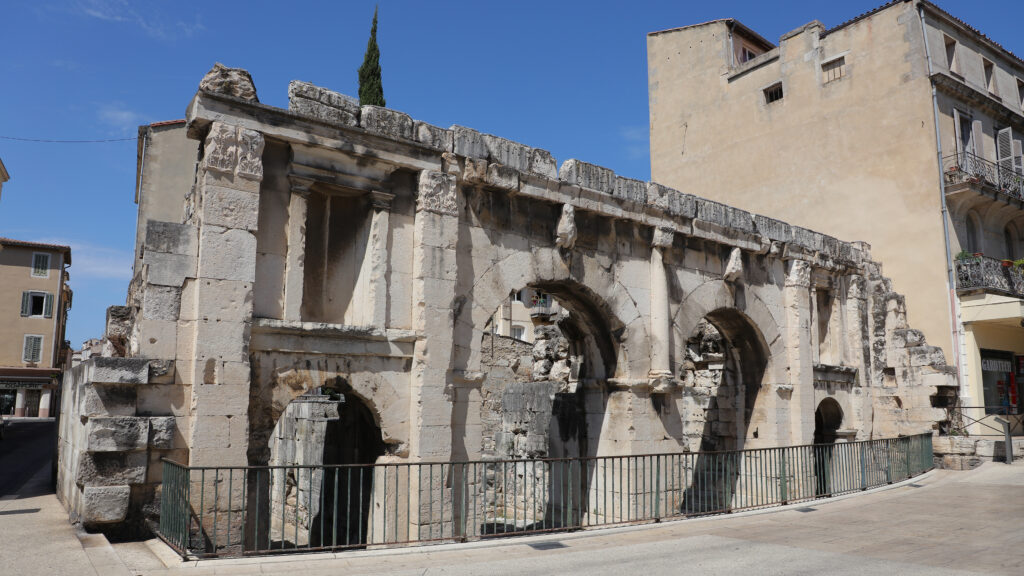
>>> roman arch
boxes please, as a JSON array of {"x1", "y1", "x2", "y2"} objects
[{"x1": 56, "y1": 65, "x2": 953, "y2": 539}]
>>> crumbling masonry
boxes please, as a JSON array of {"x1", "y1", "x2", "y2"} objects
[{"x1": 57, "y1": 64, "x2": 954, "y2": 537}]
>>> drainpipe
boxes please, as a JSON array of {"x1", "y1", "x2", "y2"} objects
[{"x1": 918, "y1": 3, "x2": 968, "y2": 403}]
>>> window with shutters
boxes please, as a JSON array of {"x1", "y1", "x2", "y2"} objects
[
  {"x1": 983, "y1": 59, "x2": 998, "y2": 97},
  {"x1": 20, "y1": 291, "x2": 53, "y2": 318},
  {"x1": 23, "y1": 335, "x2": 43, "y2": 363},
  {"x1": 31, "y1": 252, "x2": 50, "y2": 278},
  {"x1": 954, "y1": 110, "x2": 975, "y2": 156},
  {"x1": 944, "y1": 36, "x2": 960, "y2": 76},
  {"x1": 822, "y1": 57, "x2": 846, "y2": 84}
]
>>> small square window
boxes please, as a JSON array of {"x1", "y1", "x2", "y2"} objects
[
  {"x1": 23, "y1": 335, "x2": 44, "y2": 363},
  {"x1": 822, "y1": 57, "x2": 846, "y2": 84},
  {"x1": 511, "y1": 326, "x2": 526, "y2": 341},
  {"x1": 31, "y1": 253, "x2": 50, "y2": 278},
  {"x1": 764, "y1": 83, "x2": 784, "y2": 104}
]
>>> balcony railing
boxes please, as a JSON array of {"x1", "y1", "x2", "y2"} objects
[
  {"x1": 955, "y1": 255, "x2": 1024, "y2": 297},
  {"x1": 943, "y1": 151, "x2": 1024, "y2": 202}
]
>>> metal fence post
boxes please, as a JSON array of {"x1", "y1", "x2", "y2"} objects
[{"x1": 780, "y1": 449, "x2": 788, "y2": 504}]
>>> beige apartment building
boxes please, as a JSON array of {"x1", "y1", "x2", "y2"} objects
[
  {"x1": 649, "y1": 0, "x2": 1024, "y2": 432},
  {"x1": 0, "y1": 237, "x2": 72, "y2": 417}
]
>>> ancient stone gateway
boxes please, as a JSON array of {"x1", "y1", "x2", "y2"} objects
[{"x1": 57, "y1": 65, "x2": 951, "y2": 545}]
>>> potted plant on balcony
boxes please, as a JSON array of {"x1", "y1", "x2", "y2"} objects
[
  {"x1": 1015, "y1": 258, "x2": 1024, "y2": 270},
  {"x1": 955, "y1": 250, "x2": 978, "y2": 262},
  {"x1": 1002, "y1": 259, "x2": 1014, "y2": 268}
]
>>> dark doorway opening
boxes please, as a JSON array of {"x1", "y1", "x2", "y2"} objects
[
  {"x1": 312, "y1": 393, "x2": 386, "y2": 548},
  {"x1": 813, "y1": 398, "x2": 843, "y2": 497}
]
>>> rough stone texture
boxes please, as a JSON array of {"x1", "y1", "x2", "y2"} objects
[
  {"x1": 58, "y1": 71, "x2": 957, "y2": 541},
  {"x1": 82, "y1": 485, "x2": 131, "y2": 524},
  {"x1": 198, "y1": 63, "x2": 258, "y2": 102}
]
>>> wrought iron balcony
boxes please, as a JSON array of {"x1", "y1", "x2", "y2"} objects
[
  {"x1": 943, "y1": 152, "x2": 1024, "y2": 203},
  {"x1": 955, "y1": 255, "x2": 1024, "y2": 298}
]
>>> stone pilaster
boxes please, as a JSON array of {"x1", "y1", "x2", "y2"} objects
[
  {"x1": 844, "y1": 274, "x2": 869, "y2": 434},
  {"x1": 282, "y1": 176, "x2": 311, "y2": 322},
  {"x1": 649, "y1": 227, "x2": 674, "y2": 392},
  {"x1": 368, "y1": 191, "x2": 395, "y2": 329},
  {"x1": 784, "y1": 260, "x2": 814, "y2": 445},
  {"x1": 184, "y1": 121, "x2": 264, "y2": 468}
]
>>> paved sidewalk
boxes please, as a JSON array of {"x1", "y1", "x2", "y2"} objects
[{"x1": 111, "y1": 462, "x2": 1023, "y2": 576}]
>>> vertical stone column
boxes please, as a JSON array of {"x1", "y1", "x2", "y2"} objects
[
  {"x1": 38, "y1": 388, "x2": 52, "y2": 418},
  {"x1": 649, "y1": 227, "x2": 674, "y2": 392},
  {"x1": 409, "y1": 170, "x2": 458, "y2": 538},
  {"x1": 282, "y1": 176, "x2": 311, "y2": 322},
  {"x1": 14, "y1": 388, "x2": 26, "y2": 417},
  {"x1": 844, "y1": 275, "x2": 869, "y2": 435},
  {"x1": 368, "y1": 191, "x2": 395, "y2": 329},
  {"x1": 184, "y1": 121, "x2": 264, "y2": 468},
  {"x1": 784, "y1": 260, "x2": 815, "y2": 445}
]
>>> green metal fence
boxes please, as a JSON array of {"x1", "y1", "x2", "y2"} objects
[{"x1": 157, "y1": 433, "x2": 933, "y2": 558}]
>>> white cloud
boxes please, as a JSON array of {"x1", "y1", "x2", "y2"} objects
[
  {"x1": 33, "y1": 237, "x2": 133, "y2": 281},
  {"x1": 620, "y1": 125, "x2": 650, "y2": 161},
  {"x1": 72, "y1": 0, "x2": 204, "y2": 40},
  {"x1": 97, "y1": 102, "x2": 148, "y2": 135}
]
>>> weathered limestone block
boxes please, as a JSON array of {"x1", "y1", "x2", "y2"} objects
[
  {"x1": 723, "y1": 247, "x2": 743, "y2": 283},
  {"x1": 417, "y1": 171, "x2": 458, "y2": 216},
  {"x1": 86, "y1": 417, "x2": 148, "y2": 452},
  {"x1": 558, "y1": 159, "x2": 615, "y2": 194},
  {"x1": 81, "y1": 383, "x2": 137, "y2": 417},
  {"x1": 891, "y1": 328, "x2": 925, "y2": 349},
  {"x1": 555, "y1": 204, "x2": 577, "y2": 249},
  {"x1": 145, "y1": 252, "x2": 197, "y2": 287},
  {"x1": 90, "y1": 358, "x2": 150, "y2": 385},
  {"x1": 142, "y1": 285, "x2": 181, "y2": 322},
  {"x1": 288, "y1": 81, "x2": 359, "y2": 126},
  {"x1": 614, "y1": 176, "x2": 647, "y2": 204},
  {"x1": 486, "y1": 163, "x2": 519, "y2": 191},
  {"x1": 201, "y1": 186, "x2": 259, "y2": 231},
  {"x1": 77, "y1": 451, "x2": 147, "y2": 486},
  {"x1": 463, "y1": 157, "x2": 488, "y2": 184},
  {"x1": 754, "y1": 215, "x2": 792, "y2": 243},
  {"x1": 647, "y1": 183, "x2": 696, "y2": 218},
  {"x1": 907, "y1": 345, "x2": 945, "y2": 368},
  {"x1": 149, "y1": 417, "x2": 178, "y2": 450},
  {"x1": 413, "y1": 121, "x2": 453, "y2": 151},
  {"x1": 694, "y1": 197, "x2": 756, "y2": 233},
  {"x1": 81, "y1": 485, "x2": 131, "y2": 524},
  {"x1": 199, "y1": 63, "x2": 258, "y2": 102},
  {"x1": 361, "y1": 106, "x2": 414, "y2": 140},
  {"x1": 198, "y1": 226, "x2": 257, "y2": 282},
  {"x1": 145, "y1": 221, "x2": 198, "y2": 256}
]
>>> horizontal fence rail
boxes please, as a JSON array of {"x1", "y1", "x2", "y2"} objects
[
  {"x1": 943, "y1": 151, "x2": 1024, "y2": 201},
  {"x1": 157, "y1": 434, "x2": 933, "y2": 558}
]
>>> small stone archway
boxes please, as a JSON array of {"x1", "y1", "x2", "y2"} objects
[{"x1": 814, "y1": 397, "x2": 844, "y2": 445}]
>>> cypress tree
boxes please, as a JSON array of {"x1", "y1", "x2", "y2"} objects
[{"x1": 358, "y1": 6, "x2": 385, "y2": 107}]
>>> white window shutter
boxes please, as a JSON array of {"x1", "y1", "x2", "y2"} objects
[
  {"x1": 43, "y1": 293, "x2": 54, "y2": 318},
  {"x1": 997, "y1": 128, "x2": 1014, "y2": 172},
  {"x1": 1013, "y1": 139, "x2": 1024, "y2": 174},
  {"x1": 21, "y1": 292, "x2": 31, "y2": 317}
]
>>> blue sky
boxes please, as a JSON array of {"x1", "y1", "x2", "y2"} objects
[{"x1": 1, "y1": 0, "x2": 1021, "y2": 347}]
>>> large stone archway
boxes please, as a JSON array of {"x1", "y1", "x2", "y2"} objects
[{"x1": 56, "y1": 70, "x2": 953, "y2": 539}]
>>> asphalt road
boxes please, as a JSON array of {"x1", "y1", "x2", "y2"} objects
[{"x1": 0, "y1": 419, "x2": 56, "y2": 497}]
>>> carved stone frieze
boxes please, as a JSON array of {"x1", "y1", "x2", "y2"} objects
[
  {"x1": 652, "y1": 227, "x2": 674, "y2": 249},
  {"x1": 237, "y1": 129, "x2": 265, "y2": 180},
  {"x1": 203, "y1": 122, "x2": 265, "y2": 182},
  {"x1": 723, "y1": 247, "x2": 743, "y2": 283},
  {"x1": 417, "y1": 170, "x2": 458, "y2": 216},
  {"x1": 786, "y1": 259, "x2": 812, "y2": 288}
]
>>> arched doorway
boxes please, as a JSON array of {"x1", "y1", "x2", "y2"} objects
[
  {"x1": 813, "y1": 398, "x2": 843, "y2": 497},
  {"x1": 312, "y1": 391, "x2": 386, "y2": 548},
  {"x1": 683, "y1": 307, "x2": 771, "y2": 513}
]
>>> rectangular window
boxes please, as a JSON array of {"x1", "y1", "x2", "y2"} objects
[
  {"x1": 763, "y1": 83, "x2": 784, "y2": 104},
  {"x1": 20, "y1": 291, "x2": 53, "y2": 318},
  {"x1": 22, "y1": 335, "x2": 44, "y2": 363},
  {"x1": 511, "y1": 325, "x2": 526, "y2": 341},
  {"x1": 31, "y1": 252, "x2": 50, "y2": 278},
  {"x1": 981, "y1": 350, "x2": 1017, "y2": 415},
  {"x1": 1017, "y1": 79, "x2": 1024, "y2": 110},
  {"x1": 739, "y1": 46, "x2": 758, "y2": 64},
  {"x1": 983, "y1": 59, "x2": 998, "y2": 96},
  {"x1": 954, "y1": 109, "x2": 975, "y2": 156},
  {"x1": 944, "y1": 35, "x2": 960, "y2": 75},
  {"x1": 822, "y1": 57, "x2": 846, "y2": 84}
]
